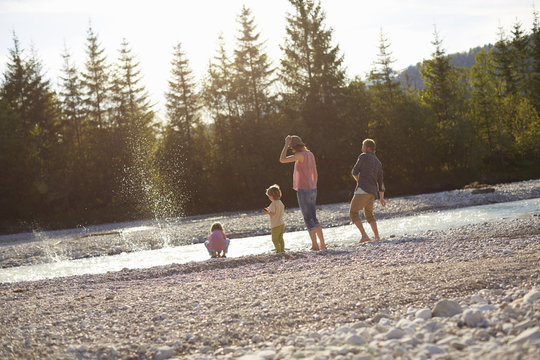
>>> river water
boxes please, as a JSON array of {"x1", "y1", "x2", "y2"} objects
[{"x1": 1, "y1": 198, "x2": 538, "y2": 283}]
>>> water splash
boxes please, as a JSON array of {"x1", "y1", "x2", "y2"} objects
[{"x1": 117, "y1": 133, "x2": 187, "y2": 249}]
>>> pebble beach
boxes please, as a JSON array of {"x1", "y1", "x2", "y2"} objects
[{"x1": 1, "y1": 180, "x2": 539, "y2": 359}]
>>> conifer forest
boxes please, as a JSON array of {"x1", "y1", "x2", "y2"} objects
[{"x1": 1, "y1": 0, "x2": 539, "y2": 232}]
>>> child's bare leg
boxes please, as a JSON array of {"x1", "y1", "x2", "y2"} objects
[
  {"x1": 353, "y1": 219, "x2": 371, "y2": 242},
  {"x1": 368, "y1": 220, "x2": 380, "y2": 241},
  {"x1": 308, "y1": 229, "x2": 319, "y2": 250},
  {"x1": 315, "y1": 226, "x2": 326, "y2": 249}
]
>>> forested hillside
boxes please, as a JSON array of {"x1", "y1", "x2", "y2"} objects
[
  {"x1": 1, "y1": 0, "x2": 539, "y2": 233},
  {"x1": 398, "y1": 45, "x2": 494, "y2": 90}
]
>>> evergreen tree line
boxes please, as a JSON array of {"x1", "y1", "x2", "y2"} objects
[{"x1": 1, "y1": 0, "x2": 539, "y2": 232}]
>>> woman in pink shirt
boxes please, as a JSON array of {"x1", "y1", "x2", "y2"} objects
[{"x1": 280, "y1": 135, "x2": 326, "y2": 251}]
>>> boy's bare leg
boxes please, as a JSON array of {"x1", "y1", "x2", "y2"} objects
[
  {"x1": 315, "y1": 226, "x2": 327, "y2": 249},
  {"x1": 353, "y1": 219, "x2": 371, "y2": 242},
  {"x1": 368, "y1": 220, "x2": 381, "y2": 241},
  {"x1": 308, "y1": 229, "x2": 320, "y2": 250}
]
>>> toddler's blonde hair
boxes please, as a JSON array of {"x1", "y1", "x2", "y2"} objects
[
  {"x1": 265, "y1": 184, "x2": 282, "y2": 199},
  {"x1": 210, "y1": 222, "x2": 223, "y2": 232}
]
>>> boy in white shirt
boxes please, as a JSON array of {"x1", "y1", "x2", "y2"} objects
[{"x1": 263, "y1": 184, "x2": 285, "y2": 253}]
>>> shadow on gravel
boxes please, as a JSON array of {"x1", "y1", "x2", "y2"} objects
[
  {"x1": 382, "y1": 237, "x2": 432, "y2": 245},
  {"x1": 69, "y1": 249, "x2": 359, "y2": 285}
]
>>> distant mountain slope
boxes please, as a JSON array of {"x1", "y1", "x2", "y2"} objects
[{"x1": 397, "y1": 44, "x2": 493, "y2": 90}]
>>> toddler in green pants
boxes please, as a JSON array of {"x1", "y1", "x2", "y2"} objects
[{"x1": 263, "y1": 184, "x2": 285, "y2": 253}]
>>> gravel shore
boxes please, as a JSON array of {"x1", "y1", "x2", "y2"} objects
[{"x1": 0, "y1": 180, "x2": 539, "y2": 359}]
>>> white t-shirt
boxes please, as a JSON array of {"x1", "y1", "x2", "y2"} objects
[
  {"x1": 354, "y1": 186, "x2": 368, "y2": 195},
  {"x1": 268, "y1": 200, "x2": 285, "y2": 228}
]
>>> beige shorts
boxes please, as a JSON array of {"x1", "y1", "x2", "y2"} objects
[{"x1": 349, "y1": 193, "x2": 376, "y2": 223}]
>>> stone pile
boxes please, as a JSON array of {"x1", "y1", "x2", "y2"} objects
[{"x1": 200, "y1": 287, "x2": 540, "y2": 360}]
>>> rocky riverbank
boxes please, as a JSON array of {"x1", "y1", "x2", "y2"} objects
[{"x1": 0, "y1": 180, "x2": 539, "y2": 359}]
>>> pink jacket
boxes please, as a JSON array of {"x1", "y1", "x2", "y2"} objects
[{"x1": 207, "y1": 229, "x2": 226, "y2": 250}]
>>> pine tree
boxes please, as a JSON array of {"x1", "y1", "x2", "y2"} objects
[
  {"x1": 1, "y1": 34, "x2": 63, "y2": 218},
  {"x1": 165, "y1": 42, "x2": 199, "y2": 152},
  {"x1": 111, "y1": 39, "x2": 154, "y2": 133},
  {"x1": 233, "y1": 5, "x2": 275, "y2": 124},
  {"x1": 0, "y1": 34, "x2": 57, "y2": 137},
  {"x1": 368, "y1": 30, "x2": 404, "y2": 175},
  {"x1": 510, "y1": 21, "x2": 531, "y2": 97},
  {"x1": 368, "y1": 29, "x2": 400, "y2": 106},
  {"x1": 203, "y1": 34, "x2": 240, "y2": 136},
  {"x1": 1, "y1": 33, "x2": 27, "y2": 127},
  {"x1": 420, "y1": 28, "x2": 470, "y2": 169},
  {"x1": 0, "y1": 98, "x2": 26, "y2": 222},
  {"x1": 493, "y1": 27, "x2": 518, "y2": 97},
  {"x1": 161, "y1": 42, "x2": 206, "y2": 214},
  {"x1": 279, "y1": 0, "x2": 346, "y2": 195},
  {"x1": 58, "y1": 46, "x2": 90, "y2": 210},
  {"x1": 280, "y1": 0, "x2": 345, "y2": 135},
  {"x1": 368, "y1": 28, "x2": 401, "y2": 133},
  {"x1": 79, "y1": 25, "x2": 114, "y2": 209},
  {"x1": 81, "y1": 26, "x2": 110, "y2": 129},
  {"x1": 530, "y1": 10, "x2": 540, "y2": 111},
  {"x1": 231, "y1": 5, "x2": 281, "y2": 200},
  {"x1": 59, "y1": 46, "x2": 84, "y2": 152},
  {"x1": 470, "y1": 49, "x2": 500, "y2": 153}
]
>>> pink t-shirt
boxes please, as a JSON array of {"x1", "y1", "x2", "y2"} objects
[
  {"x1": 207, "y1": 229, "x2": 226, "y2": 250},
  {"x1": 293, "y1": 150, "x2": 317, "y2": 191}
]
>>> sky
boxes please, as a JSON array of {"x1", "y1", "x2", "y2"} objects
[{"x1": 0, "y1": 0, "x2": 537, "y2": 119}]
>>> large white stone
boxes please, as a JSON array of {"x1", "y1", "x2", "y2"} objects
[
  {"x1": 153, "y1": 346, "x2": 175, "y2": 360},
  {"x1": 514, "y1": 319, "x2": 536, "y2": 333},
  {"x1": 336, "y1": 325, "x2": 353, "y2": 334},
  {"x1": 354, "y1": 354, "x2": 374, "y2": 360},
  {"x1": 258, "y1": 350, "x2": 277, "y2": 359},
  {"x1": 385, "y1": 328, "x2": 406, "y2": 340},
  {"x1": 346, "y1": 334, "x2": 365, "y2": 346},
  {"x1": 523, "y1": 289, "x2": 540, "y2": 304},
  {"x1": 432, "y1": 299, "x2": 462, "y2": 317},
  {"x1": 415, "y1": 308, "x2": 432, "y2": 320},
  {"x1": 463, "y1": 309, "x2": 485, "y2": 327},
  {"x1": 239, "y1": 349, "x2": 277, "y2": 360},
  {"x1": 470, "y1": 295, "x2": 488, "y2": 304},
  {"x1": 508, "y1": 326, "x2": 540, "y2": 345},
  {"x1": 472, "y1": 304, "x2": 496, "y2": 312},
  {"x1": 423, "y1": 344, "x2": 445, "y2": 355},
  {"x1": 396, "y1": 318, "x2": 418, "y2": 333},
  {"x1": 353, "y1": 321, "x2": 369, "y2": 328},
  {"x1": 437, "y1": 335, "x2": 459, "y2": 346}
]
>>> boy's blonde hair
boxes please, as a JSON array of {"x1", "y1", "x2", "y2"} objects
[
  {"x1": 265, "y1": 184, "x2": 282, "y2": 199},
  {"x1": 210, "y1": 222, "x2": 223, "y2": 232},
  {"x1": 362, "y1": 138, "x2": 376, "y2": 151}
]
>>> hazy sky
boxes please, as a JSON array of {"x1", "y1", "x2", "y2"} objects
[{"x1": 0, "y1": 0, "x2": 536, "y2": 117}]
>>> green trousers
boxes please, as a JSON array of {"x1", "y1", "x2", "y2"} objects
[{"x1": 271, "y1": 224, "x2": 285, "y2": 253}]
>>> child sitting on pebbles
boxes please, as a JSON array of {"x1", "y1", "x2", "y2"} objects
[
  {"x1": 263, "y1": 184, "x2": 286, "y2": 253},
  {"x1": 204, "y1": 222, "x2": 229, "y2": 258}
]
